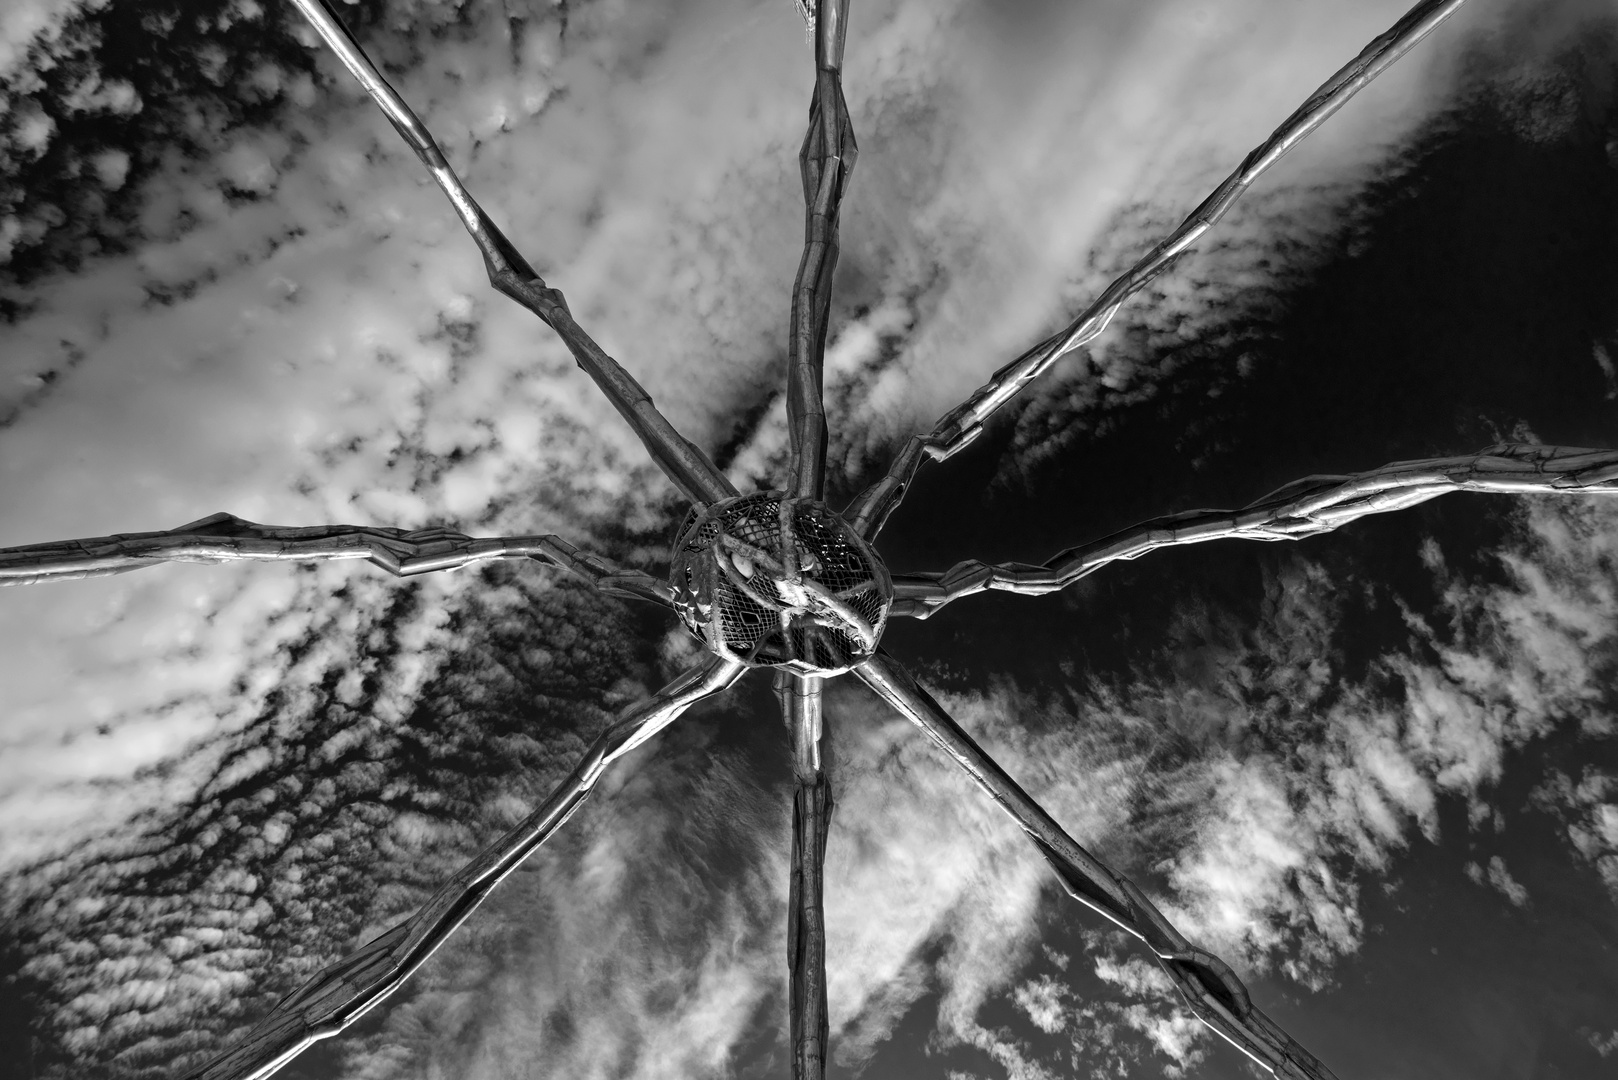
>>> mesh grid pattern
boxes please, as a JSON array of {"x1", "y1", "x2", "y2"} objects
[{"x1": 670, "y1": 493, "x2": 891, "y2": 674}]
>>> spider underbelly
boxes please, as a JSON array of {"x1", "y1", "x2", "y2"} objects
[{"x1": 669, "y1": 491, "x2": 893, "y2": 676}]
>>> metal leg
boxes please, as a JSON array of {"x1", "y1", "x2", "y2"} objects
[
  {"x1": 785, "y1": 0, "x2": 857, "y2": 501},
  {"x1": 843, "y1": 0, "x2": 1470, "y2": 540},
  {"x1": 0, "y1": 512, "x2": 677, "y2": 609},
  {"x1": 183, "y1": 656, "x2": 746, "y2": 1080},
  {"x1": 886, "y1": 443, "x2": 1618, "y2": 618},
  {"x1": 778, "y1": 672, "x2": 833, "y2": 1080},
  {"x1": 854, "y1": 652, "x2": 1340, "y2": 1080},
  {"x1": 287, "y1": 0, "x2": 737, "y2": 508}
]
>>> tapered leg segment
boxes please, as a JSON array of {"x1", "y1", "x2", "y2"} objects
[
  {"x1": 779, "y1": 672, "x2": 833, "y2": 1080},
  {"x1": 0, "y1": 513, "x2": 676, "y2": 608},
  {"x1": 786, "y1": 0, "x2": 857, "y2": 501},
  {"x1": 183, "y1": 656, "x2": 746, "y2": 1080},
  {"x1": 854, "y1": 652, "x2": 1339, "y2": 1080},
  {"x1": 886, "y1": 443, "x2": 1618, "y2": 619}
]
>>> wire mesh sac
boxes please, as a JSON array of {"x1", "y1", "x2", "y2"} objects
[{"x1": 671, "y1": 493, "x2": 893, "y2": 675}]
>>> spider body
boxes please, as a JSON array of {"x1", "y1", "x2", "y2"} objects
[{"x1": 669, "y1": 492, "x2": 892, "y2": 675}]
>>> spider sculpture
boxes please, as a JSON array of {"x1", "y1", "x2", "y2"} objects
[{"x1": 5, "y1": 0, "x2": 1617, "y2": 1077}]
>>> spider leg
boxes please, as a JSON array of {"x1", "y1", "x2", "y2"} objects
[
  {"x1": 777, "y1": 671, "x2": 833, "y2": 1080},
  {"x1": 180, "y1": 655, "x2": 745, "y2": 1080},
  {"x1": 843, "y1": 0, "x2": 1469, "y2": 540},
  {"x1": 887, "y1": 442, "x2": 1618, "y2": 618},
  {"x1": 854, "y1": 652, "x2": 1340, "y2": 1080},
  {"x1": 785, "y1": 0, "x2": 857, "y2": 501},
  {"x1": 0, "y1": 512, "x2": 676, "y2": 609},
  {"x1": 286, "y1": 0, "x2": 737, "y2": 507}
]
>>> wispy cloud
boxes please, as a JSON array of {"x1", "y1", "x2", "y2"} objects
[
  {"x1": 1124, "y1": 500, "x2": 1618, "y2": 987},
  {"x1": 817, "y1": 496, "x2": 1618, "y2": 1077},
  {"x1": 1466, "y1": 855, "x2": 1530, "y2": 906}
]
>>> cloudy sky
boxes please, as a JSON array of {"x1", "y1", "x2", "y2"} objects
[{"x1": 1, "y1": 0, "x2": 1617, "y2": 1078}]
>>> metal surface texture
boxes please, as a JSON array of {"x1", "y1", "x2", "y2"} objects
[
  {"x1": 888, "y1": 443, "x2": 1618, "y2": 618},
  {"x1": 785, "y1": 0, "x2": 856, "y2": 500},
  {"x1": 17, "y1": 0, "x2": 1617, "y2": 1077},
  {"x1": 780, "y1": 673, "x2": 833, "y2": 1080},
  {"x1": 670, "y1": 492, "x2": 893, "y2": 675}
]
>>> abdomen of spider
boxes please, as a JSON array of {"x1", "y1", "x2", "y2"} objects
[{"x1": 670, "y1": 492, "x2": 893, "y2": 675}]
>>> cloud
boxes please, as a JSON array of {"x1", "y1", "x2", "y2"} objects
[
  {"x1": 794, "y1": 493, "x2": 1618, "y2": 1078},
  {"x1": 264, "y1": 669, "x2": 1158, "y2": 1080},
  {"x1": 1465, "y1": 855, "x2": 1530, "y2": 907},
  {"x1": 342, "y1": 731, "x2": 787, "y2": 1080},
  {"x1": 921, "y1": 495, "x2": 1618, "y2": 1078},
  {"x1": 0, "y1": 0, "x2": 100, "y2": 84},
  {"x1": 6, "y1": 568, "x2": 667, "y2": 1077},
  {"x1": 1012, "y1": 975, "x2": 1066, "y2": 1035},
  {"x1": 1532, "y1": 762, "x2": 1618, "y2": 901}
]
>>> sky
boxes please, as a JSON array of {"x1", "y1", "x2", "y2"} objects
[{"x1": 0, "y1": 0, "x2": 1616, "y2": 1079}]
